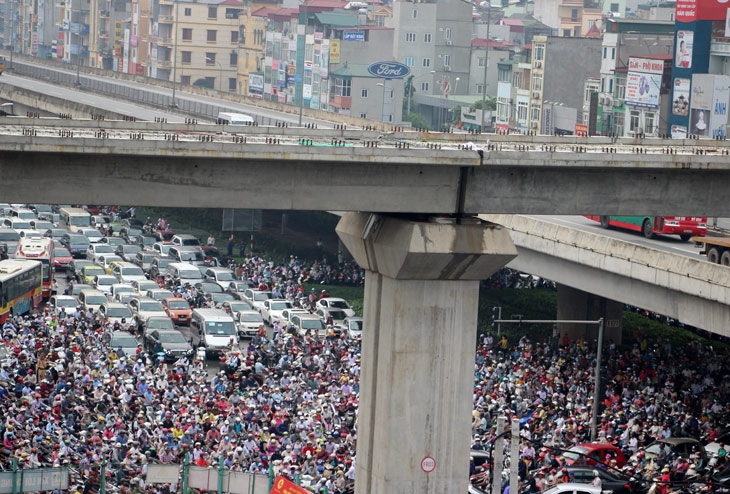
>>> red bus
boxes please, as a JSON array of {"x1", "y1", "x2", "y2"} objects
[
  {"x1": 585, "y1": 216, "x2": 707, "y2": 241},
  {"x1": 0, "y1": 259, "x2": 43, "y2": 323},
  {"x1": 14, "y1": 237, "x2": 53, "y2": 298}
]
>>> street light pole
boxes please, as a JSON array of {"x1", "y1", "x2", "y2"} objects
[
  {"x1": 8, "y1": 0, "x2": 14, "y2": 70},
  {"x1": 297, "y1": 1, "x2": 308, "y2": 126},
  {"x1": 480, "y1": 3, "x2": 491, "y2": 131}
]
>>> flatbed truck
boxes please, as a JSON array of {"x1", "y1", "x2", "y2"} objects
[{"x1": 691, "y1": 235, "x2": 730, "y2": 265}]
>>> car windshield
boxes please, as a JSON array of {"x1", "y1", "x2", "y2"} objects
[
  {"x1": 12, "y1": 221, "x2": 31, "y2": 229},
  {"x1": 114, "y1": 286, "x2": 135, "y2": 294},
  {"x1": 564, "y1": 446, "x2": 589, "y2": 462},
  {"x1": 95, "y1": 245, "x2": 114, "y2": 253},
  {"x1": 329, "y1": 300, "x2": 350, "y2": 309},
  {"x1": 54, "y1": 297, "x2": 77, "y2": 308},
  {"x1": 85, "y1": 294, "x2": 106, "y2": 305},
  {"x1": 159, "y1": 332, "x2": 187, "y2": 343},
  {"x1": 106, "y1": 307, "x2": 132, "y2": 318},
  {"x1": 302, "y1": 319, "x2": 325, "y2": 330},
  {"x1": 254, "y1": 292, "x2": 272, "y2": 301},
  {"x1": 123, "y1": 245, "x2": 142, "y2": 254},
  {"x1": 84, "y1": 230, "x2": 102, "y2": 238},
  {"x1": 111, "y1": 334, "x2": 137, "y2": 347},
  {"x1": 70, "y1": 216, "x2": 90, "y2": 227},
  {"x1": 180, "y1": 270, "x2": 202, "y2": 280},
  {"x1": 0, "y1": 231, "x2": 19, "y2": 241},
  {"x1": 126, "y1": 229, "x2": 142, "y2": 237},
  {"x1": 205, "y1": 321, "x2": 236, "y2": 335},
  {"x1": 215, "y1": 271, "x2": 235, "y2": 281},
  {"x1": 240, "y1": 313, "x2": 263, "y2": 323},
  {"x1": 233, "y1": 282, "x2": 249, "y2": 291},
  {"x1": 212, "y1": 294, "x2": 235, "y2": 303},
  {"x1": 148, "y1": 319, "x2": 174, "y2": 330},
  {"x1": 135, "y1": 282, "x2": 158, "y2": 291},
  {"x1": 181, "y1": 251, "x2": 203, "y2": 261},
  {"x1": 85, "y1": 267, "x2": 105, "y2": 275},
  {"x1": 70, "y1": 237, "x2": 89, "y2": 246},
  {"x1": 55, "y1": 248, "x2": 71, "y2": 257},
  {"x1": 270, "y1": 301, "x2": 291, "y2": 310},
  {"x1": 140, "y1": 302, "x2": 164, "y2": 311},
  {"x1": 328, "y1": 310, "x2": 347, "y2": 320},
  {"x1": 122, "y1": 266, "x2": 144, "y2": 276},
  {"x1": 226, "y1": 302, "x2": 249, "y2": 312},
  {"x1": 97, "y1": 277, "x2": 115, "y2": 286},
  {"x1": 167, "y1": 300, "x2": 189, "y2": 310}
]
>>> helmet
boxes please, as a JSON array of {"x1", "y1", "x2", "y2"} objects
[{"x1": 593, "y1": 470, "x2": 599, "y2": 477}]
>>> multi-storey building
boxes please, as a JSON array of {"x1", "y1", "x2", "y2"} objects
[{"x1": 532, "y1": 0, "x2": 602, "y2": 37}]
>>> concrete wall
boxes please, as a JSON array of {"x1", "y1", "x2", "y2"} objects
[
  {"x1": 545, "y1": 37, "x2": 602, "y2": 117},
  {"x1": 483, "y1": 214, "x2": 730, "y2": 334}
]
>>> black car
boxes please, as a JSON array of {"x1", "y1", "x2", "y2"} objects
[
  {"x1": 61, "y1": 233, "x2": 91, "y2": 258},
  {"x1": 144, "y1": 328, "x2": 193, "y2": 362}
]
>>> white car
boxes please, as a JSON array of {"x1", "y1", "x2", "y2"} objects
[
  {"x1": 235, "y1": 310, "x2": 265, "y2": 337},
  {"x1": 242, "y1": 289, "x2": 273, "y2": 312},
  {"x1": 95, "y1": 254, "x2": 123, "y2": 271},
  {"x1": 541, "y1": 484, "x2": 602, "y2": 494},
  {"x1": 81, "y1": 228, "x2": 104, "y2": 243},
  {"x1": 87, "y1": 243, "x2": 115, "y2": 262},
  {"x1": 127, "y1": 297, "x2": 167, "y2": 329},
  {"x1": 131, "y1": 279, "x2": 160, "y2": 296},
  {"x1": 98, "y1": 302, "x2": 133, "y2": 324},
  {"x1": 49, "y1": 295, "x2": 78, "y2": 316},
  {"x1": 93, "y1": 274, "x2": 118, "y2": 295},
  {"x1": 280, "y1": 308, "x2": 310, "y2": 329},
  {"x1": 342, "y1": 316, "x2": 363, "y2": 340},
  {"x1": 111, "y1": 262, "x2": 147, "y2": 283},
  {"x1": 315, "y1": 297, "x2": 356, "y2": 317},
  {"x1": 260, "y1": 299, "x2": 293, "y2": 326}
]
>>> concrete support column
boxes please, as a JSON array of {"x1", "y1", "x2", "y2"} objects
[
  {"x1": 336, "y1": 213, "x2": 517, "y2": 494},
  {"x1": 556, "y1": 284, "x2": 623, "y2": 346}
]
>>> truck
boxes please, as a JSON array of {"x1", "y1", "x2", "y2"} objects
[{"x1": 691, "y1": 235, "x2": 730, "y2": 265}]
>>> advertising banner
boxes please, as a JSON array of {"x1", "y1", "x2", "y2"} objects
[
  {"x1": 330, "y1": 39, "x2": 340, "y2": 64},
  {"x1": 672, "y1": 78, "x2": 691, "y2": 116},
  {"x1": 675, "y1": 31, "x2": 693, "y2": 69},
  {"x1": 343, "y1": 30, "x2": 365, "y2": 42},
  {"x1": 249, "y1": 73, "x2": 264, "y2": 91},
  {"x1": 269, "y1": 476, "x2": 309, "y2": 494},
  {"x1": 625, "y1": 72, "x2": 661, "y2": 109},
  {"x1": 688, "y1": 74, "x2": 730, "y2": 137},
  {"x1": 676, "y1": 0, "x2": 729, "y2": 22},
  {"x1": 726, "y1": 8, "x2": 730, "y2": 37}
]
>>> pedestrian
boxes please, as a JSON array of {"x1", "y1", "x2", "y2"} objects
[
  {"x1": 238, "y1": 240, "x2": 246, "y2": 258},
  {"x1": 207, "y1": 233, "x2": 215, "y2": 246},
  {"x1": 227, "y1": 235, "x2": 234, "y2": 257}
]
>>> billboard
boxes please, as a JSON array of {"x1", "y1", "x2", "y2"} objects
[
  {"x1": 249, "y1": 73, "x2": 264, "y2": 91},
  {"x1": 676, "y1": 0, "x2": 730, "y2": 22},
  {"x1": 625, "y1": 57, "x2": 663, "y2": 109},
  {"x1": 672, "y1": 78, "x2": 691, "y2": 116},
  {"x1": 691, "y1": 74, "x2": 730, "y2": 137},
  {"x1": 343, "y1": 30, "x2": 365, "y2": 42},
  {"x1": 676, "y1": 31, "x2": 693, "y2": 69},
  {"x1": 330, "y1": 39, "x2": 340, "y2": 64}
]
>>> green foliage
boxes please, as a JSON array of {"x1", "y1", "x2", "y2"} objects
[
  {"x1": 451, "y1": 106, "x2": 462, "y2": 123},
  {"x1": 193, "y1": 78, "x2": 214, "y2": 89},
  {"x1": 478, "y1": 288, "x2": 558, "y2": 342},
  {"x1": 471, "y1": 97, "x2": 497, "y2": 112},
  {"x1": 405, "y1": 112, "x2": 430, "y2": 130}
]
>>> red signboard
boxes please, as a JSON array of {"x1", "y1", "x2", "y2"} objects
[
  {"x1": 676, "y1": 0, "x2": 729, "y2": 22},
  {"x1": 269, "y1": 476, "x2": 310, "y2": 494},
  {"x1": 575, "y1": 124, "x2": 588, "y2": 136}
]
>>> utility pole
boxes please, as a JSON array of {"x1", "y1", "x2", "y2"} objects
[
  {"x1": 480, "y1": 3, "x2": 491, "y2": 131},
  {"x1": 171, "y1": 0, "x2": 179, "y2": 107},
  {"x1": 297, "y1": 1, "x2": 308, "y2": 126}
]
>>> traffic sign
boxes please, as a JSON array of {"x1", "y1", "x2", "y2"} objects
[{"x1": 421, "y1": 456, "x2": 436, "y2": 473}]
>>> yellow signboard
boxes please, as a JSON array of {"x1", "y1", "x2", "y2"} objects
[{"x1": 330, "y1": 39, "x2": 340, "y2": 64}]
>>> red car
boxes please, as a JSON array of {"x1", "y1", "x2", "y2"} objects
[
  {"x1": 563, "y1": 443, "x2": 626, "y2": 468},
  {"x1": 51, "y1": 247, "x2": 74, "y2": 271}
]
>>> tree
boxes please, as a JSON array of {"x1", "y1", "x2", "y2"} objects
[
  {"x1": 193, "y1": 78, "x2": 214, "y2": 89},
  {"x1": 405, "y1": 112, "x2": 430, "y2": 130},
  {"x1": 471, "y1": 97, "x2": 497, "y2": 112}
]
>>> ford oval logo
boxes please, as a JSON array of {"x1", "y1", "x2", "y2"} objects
[{"x1": 367, "y1": 61, "x2": 411, "y2": 79}]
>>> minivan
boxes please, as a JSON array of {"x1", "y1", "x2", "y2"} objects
[
  {"x1": 169, "y1": 246, "x2": 205, "y2": 266},
  {"x1": 204, "y1": 267, "x2": 236, "y2": 289},
  {"x1": 171, "y1": 234, "x2": 201, "y2": 247},
  {"x1": 165, "y1": 262, "x2": 204, "y2": 285},
  {"x1": 191, "y1": 308, "x2": 238, "y2": 356},
  {"x1": 77, "y1": 289, "x2": 107, "y2": 312}
]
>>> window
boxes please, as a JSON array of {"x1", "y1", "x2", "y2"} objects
[
  {"x1": 571, "y1": 8, "x2": 578, "y2": 20},
  {"x1": 534, "y1": 44, "x2": 544, "y2": 61},
  {"x1": 335, "y1": 78, "x2": 351, "y2": 97},
  {"x1": 444, "y1": 27, "x2": 452, "y2": 40},
  {"x1": 644, "y1": 112, "x2": 655, "y2": 134},
  {"x1": 531, "y1": 105, "x2": 540, "y2": 122},
  {"x1": 404, "y1": 56, "x2": 415, "y2": 66},
  {"x1": 603, "y1": 47, "x2": 607, "y2": 59},
  {"x1": 208, "y1": 7, "x2": 217, "y2": 18},
  {"x1": 181, "y1": 51, "x2": 191, "y2": 64},
  {"x1": 361, "y1": 88, "x2": 368, "y2": 98},
  {"x1": 476, "y1": 84, "x2": 484, "y2": 94},
  {"x1": 412, "y1": 9, "x2": 417, "y2": 18},
  {"x1": 563, "y1": 29, "x2": 571, "y2": 37},
  {"x1": 205, "y1": 53, "x2": 216, "y2": 64},
  {"x1": 616, "y1": 79, "x2": 625, "y2": 99},
  {"x1": 443, "y1": 55, "x2": 451, "y2": 67},
  {"x1": 182, "y1": 28, "x2": 192, "y2": 41},
  {"x1": 478, "y1": 56, "x2": 485, "y2": 67},
  {"x1": 207, "y1": 30, "x2": 217, "y2": 42},
  {"x1": 240, "y1": 26, "x2": 246, "y2": 45},
  {"x1": 360, "y1": 113, "x2": 367, "y2": 118},
  {"x1": 228, "y1": 78, "x2": 236, "y2": 91},
  {"x1": 225, "y1": 8, "x2": 239, "y2": 19},
  {"x1": 608, "y1": 78, "x2": 613, "y2": 93},
  {"x1": 517, "y1": 101, "x2": 528, "y2": 121},
  {"x1": 405, "y1": 32, "x2": 416, "y2": 42},
  {"x1": 181, "y1": 75, "x2": 191, "y2": 85},
  {"x1": 229, "y1": 52, "x2": 237, "y2": 66},
  {"x1": 532, "y1": 74, "x2": 541, "y2": 91},
  {"x1": 184, "y1": 7, "x2": 191, "y2": 16},
  {"x1": 424, "y1": 33, "x2": 432, "y2": 43},
  {"x1": 611, "y1": 47, "x2": 615, "y2": 59},
  {"x1": 422, "y1": 58, "x2": 430, "y2": 67},
  {"x1": 630, "y1": 110, "x2": 640, "y2": 131},
  {"x1": 420, "y1": 82, "x2": 429, "y2": 91},
  {"x1": 610, "y1": 2, "x2": 619, "y2": 12},
  {"x1": 498, "y1": 67, "x2": 511, "y2": 82},
  {"x1": 231, "y1": 30, "x2": 238, "y2": 43}
]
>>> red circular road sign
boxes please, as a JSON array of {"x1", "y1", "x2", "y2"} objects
[{"x1": 421, "y1": 456, "x2": 436, "y2": 473}]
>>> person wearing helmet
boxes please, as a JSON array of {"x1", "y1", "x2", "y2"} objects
[{"x1": 590, "y1": 470, "x2": 602, "y2": 487}]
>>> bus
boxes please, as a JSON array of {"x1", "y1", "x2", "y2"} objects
[
  {"x1": 14, "y1": 238, "x2": 53, "y2": 298},
  {"x1": 59, "y1": 207, "x2": 91, "y2": 233},
  {"x1": 0, "y1": 259, "x2": 43, "y2": 323},
  {"x1": 585, "y1": 216, "x2": 707, "y2": 241}
]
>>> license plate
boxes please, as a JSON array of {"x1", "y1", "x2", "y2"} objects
[{"x1": 179, "y1": 316, "x2": 186, "y2": 320}]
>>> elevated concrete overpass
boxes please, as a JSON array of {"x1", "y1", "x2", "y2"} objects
[
  {"x1": 2, "y1": 118, "x2": 730, "y2": 216},
  {"x1": 482, "y1": 214, "x2": 730, "y2": 336}
]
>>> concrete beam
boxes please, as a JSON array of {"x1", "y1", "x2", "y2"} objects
[{"x1": 483, "y1": 214, "x2": 730, "y2": 334}]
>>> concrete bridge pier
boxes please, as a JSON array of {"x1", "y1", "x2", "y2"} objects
[
  {"x1": 556, "y1": 284, "x2": 623, "y2": 346},
  {"x1": 336, "y1": 213, "x2": 517, "y2": 494}
]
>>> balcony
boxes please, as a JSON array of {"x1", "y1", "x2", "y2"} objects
[
  {"x1": 159, "y1": 0, "x2": 174, "y2": 5},
  {"x1": 155, "y1": 36, "x2": 173, "y2": 46},
  {"x1": 711, "y1": 38, "x2": 730, "y2": 56},
  {"x1": 156, "y1": 60, "x2": 172, "y2": 68},
  {"x1": 158, "y1": 14, "x2": 173, "y2": 22},
  {"x1": 560, "y1": 16, "x2": 580, "y2": 23}
]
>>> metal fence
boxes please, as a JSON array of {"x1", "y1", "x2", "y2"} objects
[{"x1": 0, "y1": 465, "x2": 70, "y2": 493}]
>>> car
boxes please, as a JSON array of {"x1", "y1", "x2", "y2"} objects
[
  {"x1": 115, "y1": 292, "x2": 138, "y2": 305},
  {"x1": 148, "y1": 256, "x2": 174, "y2": 280},
  {"x1": 61, "y1": 233, "x2": 91, "y2": 258},
  {"x1": 203, "y1": 266, "x2": 236, "y2": 289},
  {"x1": 563, "y1": 443, "x2": 627, "y2": 468},
  {"x1": 116, "y1": 244, "x2": 142, "y2": 262},
  {"x1": 49, "y1": 295, "x2": 78, "y2": 316},
  {"x1": 201, "y1": 246, "x2": 222, "y2": 262},
  {"x1": 169, "y1": 246, "x2": 205, "y2": 266},
  {"x1": 194, "y1": 282, "x2": 223, "y2": 295},
  {"x1": 110, "y1": 262, "x2": 147, "y2": 283},
  {"x1": 280, "y1": 308, "x2": 310, "y2": 329},
  {"x1": 143, "y1": 315, "x2": 176, "y2": 333},
  {"x1": 161, "y1": 297, "x2": 192, "y2": 325},
  {"x1": 540, "y1": 484, "x2": 603, "y2": 494},
  {"x1": 78, "y1": 288, "x2": 107, "y2": 312},
  {"x1": 260, "y1": 299, "x2": 294, "y2": 326},
  {"x1": 227, "y1": 280, "x2": 255, "y2": 300},
  {"x1": 93, "y1": 274, "x2": 118, "y2": 294},
  {"x1": 67, "y1": 258, "x2": 94, "y2": 282},
  {"x1": 51, "y1": 247, "x2": 73, "y2": 271},
  {"x1": 171, "y1": 234, "x2": 201, "y2": 247},
  {"x1": 127, "y1": 297, "x2": 167, "y2": 329},
  {"x1": 154, "y1": 229, "x2": 175, "y2": 242},
  {"x1": 152, "y1": 242, "x2": 173, "y2": 256},
  {"x1": 342, "y1": 316, "x2": 363, "y2": 340},
  {"x1": 96, "y1": 254, "x2": 124, "y2": 272},
  {"x1": 315, "y1": 307, "x2": 349, "y2": 329},
  {"x1": 43, "y1": 228, "x2": 66, "y2": 240},
  {"x1": 80, "y1": 265, "x2": 107, "y2": 285},
  {"x1": 316, "y1": 297, "x2": 356, "y2": 317},
  {"x1": 30, "y1": 220, "x2": 54, "y2": 231},
  {"x1": 242, "y1": 289, "x2": 273, "y2": 312},
  {"x1": 638, "y1": 438, "x2": 706, "y2": 464},
  {"x1": 131, "y1": 279, "x2": 160, "y2": 296},
  {"x1": 86, "y1": 243, "x2": 115, "y2": 262},
  {"x1": 120, "y1": 227, "x2": 143, "y2": 243},
  {"x1": 103, "y1": 331, "x2": 138, "y2": 357},
  {"x1": 81, "y1": 228, "x2": 104, "y2": 244},
  {"x1": 134, "y1": 251, "x2": 158, "y2": 273},
  {"x1": 144, "y1": 329, "x2": 193, "y2": 362},
  {"x1": 235, "y1": 310, "x2": 265, "y2": 337},
  {"x1": 90, "y1": 215, "x2": 112, "y2": 229},
  {"x1": 210, "y1": 293, "x2": 236, "y2": 305},
  {"x1": 98, "y1": 236, "x2": 125, "y2": 247},
  {"x1": 132, "y1": 234, "x2": 157, "y2": 248},
  {"x1": 70, "y1": 283, "x2": 93, "y2": 297},
  {"x1": 0, "y1": 228, "x2": 20, "y2": 258},
  {"x1": 110, "y1": 283, "x2": 136, "y2": 301},
  {"x1": 146, "y1": 288, "x2": 175, "y2": 302},
  {"x1": 291, "y1": 313, "x2": 326, "y2": 337},
  {"x1": 545, "y1": 466, "x2": 645, "y2": 494},
  {"x1": 2, "y1": 218, "x2": 33, "y2": 236},
  {"x1": 98, "y1": 302, "x2": 133, "y2": 325},
  {"x1": 30, "y1": 204, "x2": 53, "y2": 216},
  {"x1": 220, "y1": 300, "x2": 254, "y2": 316}
]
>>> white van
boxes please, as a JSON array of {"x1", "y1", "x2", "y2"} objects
[
  {"x1": 59, "y1": 207, "x2": 92, "y2": 233},
  {"x1": 191, "y1": 308, "x2": 238, "y2": 355},
  {"x1": 165, "y1": 262, "x2": 204, "y2": 285},
  {"x1": 217, "y1": 112, "x2": 254, "y2": 125}
]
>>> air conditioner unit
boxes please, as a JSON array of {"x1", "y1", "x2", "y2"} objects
[
  {"x1": 613, "y1": 99, "x2": 622, "y2": 107},
  {"x1": 598, "y1": 95, "x2": 606, "y2": 105},
  {"x1": 532, "y1": 92, "x2": 540, "y2": 99},
  {"x1": 535, "y1": 61, "x2": 542, "y2": 68},
  {"x1": 444, "y1": 65, "x2": 451, "y2": 71},
  {"x1": 445, "y1": 40, "x2": 452, "y2": 45}
]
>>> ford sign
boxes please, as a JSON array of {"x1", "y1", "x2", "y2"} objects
[{"x1": 367, "y1": 61, "x2": 411, "y2": 79}]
